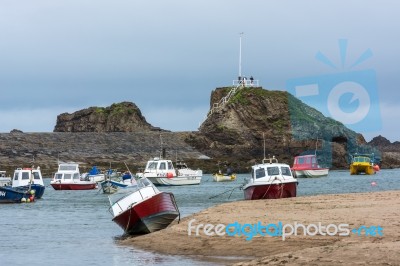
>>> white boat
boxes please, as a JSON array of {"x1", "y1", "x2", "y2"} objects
[
  {"x1": 12, "y1": 167, "x2": 46, "y2": 198},
  {"x1": 81, "y1": 166, "x2": 105, "y2": 183},
  {"x1": 175, "y1": 161, "x2": 203, "y2": 178},
  {"x1": 242, "y1": 156, "x2": 298, "y2": 200},
  {"x1": 50, "y1": 163, "x2": 97, "y2": 190},
  {"x1": 0, "y1": 171, "x2": 11, "y2": 186},
  {"x1": 139, "y1": 157, "x2": 201, "y2": 186}
]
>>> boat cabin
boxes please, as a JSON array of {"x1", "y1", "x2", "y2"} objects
[
  {"x1": 53, "y1": 163, "x2": 81, "y2": 182},
  {"x1": 292, "y1": 154, "x2": 320, "y2": 170},
  {"x1": 12, "y1": 167, "x2": 44, "y2": 187},
  {"x1": 352, "y1": 155, "x2": 371, "y2": 164},
  {"x1": 144, "y1": 158, "x2": 175, "y2": 175},
  {"x1": 252, "y1": 163, "x2": 294, "y2": 181}
]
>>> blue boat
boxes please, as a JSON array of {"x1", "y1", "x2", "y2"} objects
[
  {"x1": 12, "y1": 167, "x2": 45, "y2": 199},
  {"x1": 101, "y1": 172, "x2": 136, "y2": 194},
  {"x1": 0, "y1": 186, "x2": 34, "y2": 203}
]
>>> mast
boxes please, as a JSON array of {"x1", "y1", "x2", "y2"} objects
[{"x1": 239, "y1": 32, "x2": 244, "y2": 77}]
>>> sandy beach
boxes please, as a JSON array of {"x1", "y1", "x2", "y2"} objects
[{"x1": 121, "y1": 190, "x2": 400, "y2": 265}]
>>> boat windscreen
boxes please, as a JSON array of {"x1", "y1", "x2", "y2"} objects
[
  {"x1": 281, "y1": 166, "x2": 292, "y2": 176},
  {"x1": 267, "y1": 166, "x2": 280, "y2": 176}
]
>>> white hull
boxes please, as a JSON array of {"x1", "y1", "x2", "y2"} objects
[
  {"x1": 294, "y1": 169, "x2": 329, "y2": 178},
  {"x1": 147, "y1": 176, "x2": 201, "y2": 186}
]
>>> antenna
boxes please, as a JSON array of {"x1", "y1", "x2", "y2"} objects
[
  {"x1": 159, "y1": 134, "x2": 163, "y2": 159},
  {"x1": 239, "y1": 32, "x2": 244, "y2": 77},
  {"x1": 263, "y1": 132, "x2": 266, "y2": 160}
]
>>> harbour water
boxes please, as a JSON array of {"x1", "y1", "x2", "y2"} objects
[{"x1": 1, "y1": 169, "x2": 399, "y2": 266}]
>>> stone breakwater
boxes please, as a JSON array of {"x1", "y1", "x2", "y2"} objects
[{"x1": 0, "y1": 131, "x2": 205, "y2": 176}]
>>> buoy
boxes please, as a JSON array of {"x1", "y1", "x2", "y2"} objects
[
  {"x1": 29, "y1": 196, "x2": 34, "y2": 202},
  {"x1": 21, "y1": 197, "x2": 27, "y2": 203},
  {"x1": 373, "y1": 165, "x2": 380, "y2": 171},
  {"x1": 26, "y1": 198, "x2": 31, "y2": 203},
  {"x1": 371, "y1": 181, "x2": 377, "y2": 186},
  {"x1": 30, "y1": 189, "x2": 35, "y2": 195},
  {"x1": 166, "y1": 172, "x2": 174, "y2": 179}
]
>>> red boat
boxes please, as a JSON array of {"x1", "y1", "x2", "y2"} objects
[
  {"x1": 108, "y1": 177, "x2": 179, "y2": 235},
  {"x1": 50, "y1": 163, "x2": 97, "y2": 190},
  {"x1": 292, "y1": 154, "x2": 329, "y2": 178},
  {"x1": 242, "y1": 156, "x2": 298, "y2": 200}
]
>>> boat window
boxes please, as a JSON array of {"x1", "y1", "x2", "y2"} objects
[
  {"x1": 73, "y1": 173, "x2": 80, "y2": 180},
  {"x1": 297, "y1": 157, "x2": 305, "y2": 164},
  {"x1": 64, "y1": 174, "x2": 72, "y2": 179},
  {"x1": 14, "y1": 173, "x2": 19, "y2": 180},
  {"x1": 281, "y1": 167, "x2": 292, "y2": 176},
  {"x1": 55, "y1": 173, "x2": 63, "y2": 180},
  {"x1": 306, "y1": 157, "x2": 311, "y2": 164},
  {"x1": 33, "y1": 172, "x2": 40, "y2": 180},
  {"x1": 267, "y1": 167, "x2": 280, "y2": 176},
  {"x1": 168, "y1": 162, "x2": 174, "y2": 170},
  {"x1": 22, "y1": 172, "x2": 30, "y2": 180},
  {"x1": 148, "y1": 162, "x2": 158, "y2": 170},
  {"x1": 159, "y1": 162, "x2": 166, "y2": 170},
  {"x1": 255, "y1": 168, "x2": 265, "y2": 179},
  {"x1": 312, "y1": 157, "x2": 316, "y2": 164}
]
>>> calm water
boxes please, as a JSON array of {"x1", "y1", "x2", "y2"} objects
[{"x1": 1, "y1": 169, "x2": 399, "y2": 266}]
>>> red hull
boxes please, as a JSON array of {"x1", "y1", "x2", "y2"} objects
[
  {"x1": 51, "y1": 183, "x2": 97, "y2": 190},
  {"x1": 112, "y1": 192, "x2": 179, "y2": 235},
  {"x1": 244, "y1": 182, "x2": 297, "y2": 200}
]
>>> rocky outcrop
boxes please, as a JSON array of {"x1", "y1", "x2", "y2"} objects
[
  {"x1": 187, "y1": 87, "x2": 379, "y2": 169},
  {"x1": 368, "y1": 135, "x2": 400, "y2": 168},
  {"x1": 0, "y1": 131, "x2": 205, "y2": 176},
  {"x1": 54, "y1": 102, "x2": 164, "y2": 132}
]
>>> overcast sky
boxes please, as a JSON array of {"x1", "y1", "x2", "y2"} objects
[{"x1": 1, "y1": 1, "x2": 399, "y2": 142}]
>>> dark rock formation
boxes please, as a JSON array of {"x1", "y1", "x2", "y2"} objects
[
  {"x1": 54, "y1": 102, "x2": 164, "y2": 132},
  {"x1": 0, "y1": 131, "x2": 205, "y2": 176},
  {"x1": 368, "y1": 135, "x2": 400, "y2": 168},
  {"x1": 187, "y1": 87, "x2": 380, "y2": 169}
]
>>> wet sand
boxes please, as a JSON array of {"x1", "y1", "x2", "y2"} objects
[{"x1": 120, "y1": 191, "x2": 400, "y2": 265}]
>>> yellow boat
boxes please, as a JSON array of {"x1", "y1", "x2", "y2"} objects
[
  {"x1": 212, "y1": 173, "x2": 237, "y2": 182},
  {"x1": 350, "y1": 154, "x2": 375, "y2": 175}
]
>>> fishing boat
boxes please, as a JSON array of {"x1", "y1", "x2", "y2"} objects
[
  {"x1": 101, "y1": 171, "x2": 135, "y2": 194},
  {"x1": 212, "y1": 173, "x2": 237, "y2": 182},
  {"x1": 0, "y1": 185, "x2": 36, "y2": 203},
  {"x1": 81, "y1": 166, "x2": 105, "y2": 183},
  {"x1": 175, "y1": 161, "x2": 203, "y2": 179},
  {"x1": 139, "y1": 157, "x2": 201, "y2": 186},
  {"x1": 242, "y1": 156, "x2": 298, "y2": 200},
  {"x1": 0, "y1": 171, "x2": 11, "y2": 186},
  {"x1": 291, "y1": 154, "x2": 329, "y2": 178},
  {"x1": 50, "y1": 163, "x2": 97, "y2": 190},
  {"x1": 350, "y1": 153, "x2": 376, "y2": 175},
  {"x1": 12, "y1": 167, "x2": 45, "y2": 198},
  {"x1": 108, "y1": 177, "x2": 180, "y2": 235}
]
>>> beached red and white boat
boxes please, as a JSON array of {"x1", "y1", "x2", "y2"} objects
[
  {"x1": 108, "y1": 177, "x2": 180, "y2": 235},
  {"x1": 50, "y1": 163, "x2": 97, "y2": 190},
  {"x1": 291, "y1": 154, "x2": 329, "y2": 178},
  {"x1": 242, "y1": 156, "x2": 298, "y2": 200}
]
